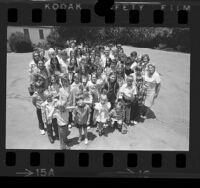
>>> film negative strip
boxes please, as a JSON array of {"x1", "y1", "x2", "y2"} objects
[{"x1": 0, "y1": 0, "x2": 199, "y2": 178}]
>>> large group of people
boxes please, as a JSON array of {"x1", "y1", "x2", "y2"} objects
[{"x1": 28, "y1": 40, "x2": 161, "y2": 149}]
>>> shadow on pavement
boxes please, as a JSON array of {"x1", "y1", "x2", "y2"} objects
[
  {"x1": 103, "y1": 126, "x2": 115, "y2": 137},
  {"x1": 87, "y1": 131, "x2": 97, "y2": 141},
  {"x1": 66, "y1": 137, "x2": 79, "y2": 147},
  {"x1": 147, "y1": 109, "x2": 156, "y2": 119}
]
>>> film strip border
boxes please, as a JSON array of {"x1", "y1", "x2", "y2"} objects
[
  {"x1": 0, "y1": 151, "x2": 199, "y2": 178},
  {"x1": 0, "y1": 0, "x2": 199, "y2": 178},
  {"x1": 2, "y1": 1, "x2": 190, "y2": 26}
]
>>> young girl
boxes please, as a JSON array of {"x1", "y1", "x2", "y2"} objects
[
  {"x1": 73, "y1": 94, "x2": 91, "y2": 144},
  {"x1": 59, "y1": 74, "x2": 73, "y2": 129},
  {"x1": 94, "y1": 94, "x2": 111, "y2": 136},
  {"x1": 87, "y1": 73, "x2": 100, "y2": 103},
  {"x1": 48, "y1": 74, "x2": 60, "y2": 99}
]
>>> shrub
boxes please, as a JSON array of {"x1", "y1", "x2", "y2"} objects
[
  {"x1": 8, "y1": 32, "x2": 33, "y2": 53},
  {"x1": 46, "y1": 27, "x2": 190, "y2": 53},
  {"x1": 35, "y1": 42, "x2": 49, "y2": 50}
]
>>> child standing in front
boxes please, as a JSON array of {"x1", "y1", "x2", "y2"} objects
[
  {"x1": 53, "y1": 99, "x2": 73, "y2": 150},
  {"x1": 94, "y1": 94, "x2": 111, "y2": 136},
  {"x1": 73, "y1": 94, "x2": 91, "y2": 144},
  {"x1": 109, "y1": 96, "x2": 127, "y2": 134},
  {"x1": 41, "y1": 91, "x2": 59, "y2": 144}
]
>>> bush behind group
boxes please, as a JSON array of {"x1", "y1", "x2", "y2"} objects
[{"x1": 8, "y1": 27, "x2": 190, "y2": 53}]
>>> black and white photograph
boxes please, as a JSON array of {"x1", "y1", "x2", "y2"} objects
[{"x1": 6, "y1": 26, "x2": 190, "y2": 150}]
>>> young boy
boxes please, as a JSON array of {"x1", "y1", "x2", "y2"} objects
[
  {"x1": 73, "y1": 94, "x2": 91, "y2": 144},
  {"x1": 41, "y1": 91, "x2": 59, "y2": 143},
  {"x1": 53, "y1": 100, "x2": 73, "y2": 150},
  {"x1": 109, "y1": 96, "x2": 126, "y2": 133},
  {"x1": 119, "y1": 75, "x2": 137, "y2": 125}
]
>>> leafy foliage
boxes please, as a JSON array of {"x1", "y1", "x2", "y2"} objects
[
  {"x1": 8, "y1": 32, "x2": 33, "y2": 53},
  {"x1": 47, "y1": 27, "x2": 190, "y2": 53}
]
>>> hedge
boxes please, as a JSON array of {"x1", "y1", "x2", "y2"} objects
[
  {"x1": 47, "y1": 27, "x2": 190, "y2": 53},
  {"x1": 8, "y1": 32, "x2": 33, "y2": 53}
]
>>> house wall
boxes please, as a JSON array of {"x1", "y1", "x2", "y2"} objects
[{"x1": 7, "y1": 26, "x2": 52, "y2": 45}]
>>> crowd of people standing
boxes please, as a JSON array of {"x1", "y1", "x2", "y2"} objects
[{"x1": 28, "y1": 40, "x2": 161, "y2": 149}]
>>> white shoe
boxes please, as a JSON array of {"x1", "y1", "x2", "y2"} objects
[
  {"x1": 133, "y1": 121, "x2": 138, "y2": 125},
  {"x1": 84, "y1": 138, "x2": 88, "y2": 145},
  {"x1": 87, "y1": 126, "x2": 90, "y2": 130},
  {"x1": 40, "y1": 130, "x2": 45, "y2": 135},
  {"x1": 68, "y1": 124, "x2": 72, "y2": 129}
]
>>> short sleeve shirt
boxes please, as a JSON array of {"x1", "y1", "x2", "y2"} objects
[
  {"x1": 119, "y1": 83, "x2": 137, "y2": 98},
  {"x1": 144, "y1": 71, "x2": 161, "y2": 90}
]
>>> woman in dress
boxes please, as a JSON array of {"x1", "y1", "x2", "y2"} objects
[
  {"x1": 102, "y1": 72, "x2": 119, "y2": 110},
  {"x1": 142, "y1": 63, "x2": 161, "y2": 119}
]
